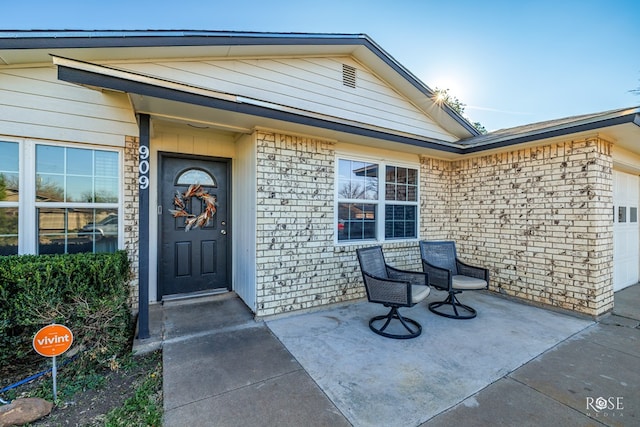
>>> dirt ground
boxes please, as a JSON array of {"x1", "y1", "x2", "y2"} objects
[{"x1": 4, "y1": 352, "x2": 161, "y2": 427}]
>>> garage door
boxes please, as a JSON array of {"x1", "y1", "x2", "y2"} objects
[{"x1": 613, "y1": 170, "x2": 639, "y2": 291}]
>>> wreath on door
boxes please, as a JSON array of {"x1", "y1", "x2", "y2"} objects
[{"x1": 169, "y1": 184, "x2": 217, "y2": 231}]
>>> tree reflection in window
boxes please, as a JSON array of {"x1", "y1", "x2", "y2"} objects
[
  {"x1": 337, "y1": 158, "x2": 418, "y2": 242},
  {"x1": 35, "y1": 145, "x2": 119, "y2": 254},
  {"x1": 0, "y1": 141, "x2": 19, "y2": 255},
  {"x1": 338, "y1": 160, "x2": 378, "y2": 200},
  {"x1": 36, "y1": 146, "x2": 118, "y2": 203}
]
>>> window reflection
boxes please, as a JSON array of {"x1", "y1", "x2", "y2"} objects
[
  {"x1": 66, "y1": 175, "x2": 94, "y2": 202},
  {"x1": 36, "y1": 145, "x2": 64, "y2": 174},
  {"x1": 95, "y1": 177, "x2": 118, "y2": 203},
  {"x1": 337, "y1": 158, "x2": 418, "y2": 243},
  {"x1": 66, "y1": 147, "x2": 93, "y2": 175},
  {"x1": 38, "y1": 208, "x2": 118, "y2": 254},
  {"x1": 0, "y1": 141, "x2": 19, "y2": 201},
  {"x1": 338, "y1": 160, "x2": 378, "y2": 200},
  {"x1": 36, "y1": 145, "x2": 118, "y2": 203},
  {"x1": 2, "y1": 142, "x2": 119, "y2": 255},
  {"x1": 337, "y1": 203, "x2": 376, "y2": 241},
  {"x1": 0, "y1": 207, "x2": 18, "y2": 255}
]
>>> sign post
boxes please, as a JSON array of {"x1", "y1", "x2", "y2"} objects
[{"x1": 33, "y1": 324, "x2": 73, "y2": 400}]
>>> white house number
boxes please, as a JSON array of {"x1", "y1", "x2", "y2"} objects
[{"x1": 139, "y1": 145, "x2": 150, "y2": 190}]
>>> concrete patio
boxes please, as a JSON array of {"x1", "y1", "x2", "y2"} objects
[{"x1": 136, "y1": 284, "x2": 640, "y2": 426}]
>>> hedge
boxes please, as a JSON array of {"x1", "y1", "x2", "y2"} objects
[{"x1": 0, "y1": 251, "x2": 132, "y2": 371}]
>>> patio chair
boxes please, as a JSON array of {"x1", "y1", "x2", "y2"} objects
[
  {"x1": 356, "y1": 246, "x2": 430, "y2": 339},
  {"x1": 419, "y1": 240, "x2": 489, "y2": 319}
]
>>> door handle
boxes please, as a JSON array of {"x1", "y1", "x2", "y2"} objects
[{"x1": 220, "y1": 230, "x2": 227, "y2": 235}]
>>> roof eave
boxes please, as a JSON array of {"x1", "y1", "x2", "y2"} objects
[
  {"x1": 463, "y1": 110, "x2": 640, "y2": 154},
  {"x1": 54, "y1": 56, "x2": 463, "y2": 154},
  {"x1": 0, "y1": 30, "x2": 371, "y2": 50}
]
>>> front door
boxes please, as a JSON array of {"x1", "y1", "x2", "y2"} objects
[{"x1": 159, "y1": 154, "x2": 230, "y2": 297}]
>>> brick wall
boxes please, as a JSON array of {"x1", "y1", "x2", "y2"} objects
[
  {"x1": 123, "y1": 136, "x2": 140, "y2": 312},
  {"x1": 130, "y1": 127, "x2": 614, "y2": 318},
  {"x1": 254, "y1": 132, "x2": 422, "y2": 316},
  {"x1": 420, "y1": 157, "x2": 452, "y2": 240},
  {"x1": 440, "y1": 137, "x2": 613, "y2": 316},
  {"x1": 254, "y1": 132, "x2": 614, "y2": 318},
  {"x1": 255, "y1": 131, "x2": 339, "y2": 315}
]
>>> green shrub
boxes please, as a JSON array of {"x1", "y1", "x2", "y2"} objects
[{"x1": 0, "y1": 251, "x2": 132, "y2": 374}]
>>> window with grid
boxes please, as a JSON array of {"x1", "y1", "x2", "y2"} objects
[
  {"x1": 337, "y1": 158, "x2": 418, "y2": 242},
  {"x1": 384, "y1": 166, "x2": 418, "y2": 239},
  {"x1": 36, "y1": 145, "x2": 120, "y2": 254}
]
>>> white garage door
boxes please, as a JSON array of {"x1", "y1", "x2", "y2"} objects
[{"x1": 613, "y1": 170, "x2": 640, "y2": 291}]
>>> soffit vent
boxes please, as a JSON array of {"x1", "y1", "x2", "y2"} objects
[{"x1": 342, "y1": 64, "x2": 356, "y2": 88}]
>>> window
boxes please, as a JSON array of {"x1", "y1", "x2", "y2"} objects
[
  {"x1": 176, "y1": 168, "x2": 216, "y2": 186},
  {"x1": 35, "y1": 145, "x2": 120, "y2": 254},
  {"x1": 631, "y1": 207, "x2": 638, "y2": 223},
  {"x1": 384, "y1": 166, "x2": 418, "y2": 239},
  {"x1": 337, "y1": 158, "x2": 418, "y2": 242},
  {"x1": 2, "y1": 140, "x2": 121, "y2": 255},
  {"x1": 0, "y1": 141, "x2": 19, "y2": 255},
  {"x1": 618, "y1": 206, "x2": 627, "y2": 223}
]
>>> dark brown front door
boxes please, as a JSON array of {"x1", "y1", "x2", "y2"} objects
[{"x1": 159, "y1": 154, "x2": 230, "y2": 297}]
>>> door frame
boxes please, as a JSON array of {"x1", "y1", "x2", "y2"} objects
[{"x1": 157, "y1": 151, "x2": 232, "y2": 298}]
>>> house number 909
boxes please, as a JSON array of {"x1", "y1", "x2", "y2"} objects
[{"x1": 139, "y1": 146, "x2": 150, "y2": 190}]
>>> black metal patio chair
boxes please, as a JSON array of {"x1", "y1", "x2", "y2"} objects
[
  {"x1": 419, "y1": 240, "x2": 489, "y2": 319},
  {"x1": 356, "y1": 246, "x2": 430, "y2": 339}
]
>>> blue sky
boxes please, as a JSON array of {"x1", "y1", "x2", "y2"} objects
[{"x1": 3, "y1": 0, "x2": 640, "y2": 131}]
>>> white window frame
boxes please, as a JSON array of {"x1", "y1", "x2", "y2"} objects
[
  {"x1": 2, "y1": 137, "x2": 123, "y2": 255},
  {"x1": 335, "y1": 154, "x2": 420, "y2": 245},
  {"x1": 0, "y1": 137, "x2": 21, "y2": 254}
]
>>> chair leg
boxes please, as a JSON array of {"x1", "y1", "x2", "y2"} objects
[
  {"x1": 428, "y1": 291, "x2": 477, "y2": 319},
  {"x1": 369, "y1": 306, "x2": 422, "y2": 339}
]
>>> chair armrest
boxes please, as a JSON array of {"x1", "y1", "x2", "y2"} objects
[
  {"x1": 456, "y1": 259, "x2": 489, "y2": 285},
  {"x1": 362, "y1": 271, "x2": 412, "y2": 306},
  {"x1": 386, "y1": 265, "x2": 428, "y2": 287},
  {"x1": 421, "y1": 260, "x2": 452, "y2": 291}
]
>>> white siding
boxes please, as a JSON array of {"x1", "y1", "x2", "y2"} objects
[
  {"x1": 117, "y1": 57, "x2": 457, "y2": 142},
  {"x1": 0, "y1": 67, "x2": 138, "y2": 146},
  {"x1": 233, "y1": 133, "x2": 257, "y2": 311}
]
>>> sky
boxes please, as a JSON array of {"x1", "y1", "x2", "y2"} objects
[{"x1": 3, "y1": 0, "x2": 640, "y2": 131}]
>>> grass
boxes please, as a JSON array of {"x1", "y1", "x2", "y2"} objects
[{"x1": 103, "y1": 356, "x2": 163, "y2": 427}]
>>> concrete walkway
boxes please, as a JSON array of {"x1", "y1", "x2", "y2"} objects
[{"x1": 138, "y1": 285, "x2": 640, "y2": 426}]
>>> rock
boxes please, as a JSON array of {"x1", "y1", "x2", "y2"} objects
[{"x1": 0, "y1": 398, "x2": 53, "y2": 426}]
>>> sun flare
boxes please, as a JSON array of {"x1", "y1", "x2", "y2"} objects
[{"x1": 431, "y1": 75, "x2": 468, "y2": 103}]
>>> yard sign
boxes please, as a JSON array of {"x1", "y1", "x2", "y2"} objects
[
  {"x1": 33, "y1": 324, "x2": 73, "y2": 357},
  {"x1": 33, "y1": 324, "x2": 74, "y2": 400}
]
